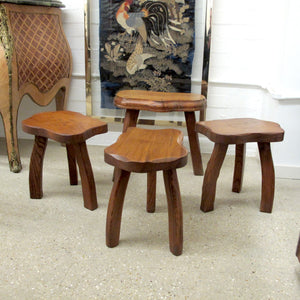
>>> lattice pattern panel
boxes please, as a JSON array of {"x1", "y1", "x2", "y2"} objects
[{"x1": 9, "y1": 11, "x2": 70, "y2": 92}]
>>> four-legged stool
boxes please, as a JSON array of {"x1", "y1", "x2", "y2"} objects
[
  {"x1": 104, "y1": 127, "x2": 188, "y2": 256},
  {"x1": 22, "y1": 111, "x2": 108, "y2": 210},
  {"x1": 195, "y1": 118, "x2": 284, "y2": 213}
]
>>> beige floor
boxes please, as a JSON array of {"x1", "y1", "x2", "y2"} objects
[{"x1": 0, "y1": 139, "x2": 299, "y2": 299}]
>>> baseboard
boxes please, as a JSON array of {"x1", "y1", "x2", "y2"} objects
[{"x1": 275, "y1": 165, "x2": 300, "y2": 179}]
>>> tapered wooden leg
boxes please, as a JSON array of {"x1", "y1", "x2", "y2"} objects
[
  {"x1": 184, "y1": 111, "x2": 203, "y2": 176},
  {"x1": 163, "y1": 169, "x2": 183, "y2": 256},
  {"x1": 29, "y1": 136, "x2": 48, "y2": 199},
  {"x1": 112, "y1": 109, "x2": 140, "y2": 182},
  {"x1": 232, "y1": 144, "x2": 246, "y2": 193},
  {"x1": 147, "y1": 171, "x2": 156, "y2": 213},
  {"x1": 73, "y1": 142, "x2": 97, "y2": 210},
  {"x1": 123, "y1": 109, "x2": 139, "y2": 132},
  {"x1": 66, "y1": 144, "x2": 78, "y2": 185},
  {"x1": 201, "y1": 143, "x2": 228, "y2": 212},
  {"x1": 258, "y1": 142, "x2": 275, "y2": 213},
  {"x1": 106, "y1": 169, "x2": 131, "y2": 248}
]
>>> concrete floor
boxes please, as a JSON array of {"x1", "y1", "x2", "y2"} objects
[{"x1": 0, "y1": 139, "x2": 299, "y2": 299}]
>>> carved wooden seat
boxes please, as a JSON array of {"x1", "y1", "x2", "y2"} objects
[
  {"x1": 104, "y1": 127, "x2": 188, "y2": 256},
  {"x1": 22, "y1": 111, "x2": 107, "y2": 210},
  {"x1": 195, "y1": 118, "x2": 284, "y2": 213}
]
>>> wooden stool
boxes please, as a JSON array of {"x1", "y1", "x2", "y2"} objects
[
  {"x1": 195, "y1": 118, "x2": 284, "y2": 213},
  {"x1": 22, "y1": 111, "x2": 108, "y2": 210},
  {"x1": 104, "y1": 127, "x2": 188, "y2": 256},
  {"x1": 115, "y1": 90, "x2": 206, "y2": 212}
]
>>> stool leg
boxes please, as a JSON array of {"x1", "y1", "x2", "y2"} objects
[
  {"x1": 66, "y1": 144, "x2": 78, "y2": 185},
  {"x1": 73, "y1": 142, "x2": 98, "y2": 211},
  {"x1": 106, "y1": 169, "x2": 131, "y2": 248},
  {"x1": 163, "y1": 169, "x2": 183, "y2": 256},
  {"x1": 232, "y1": 144, "x2": 246, "y2": 193},
  {"x1": 258, "y1": 142, "x2": 274, "y2": 213},
  {"x1": 184, "y1": 111, "x2": 203, "y2": 176},
  {"x1": 29, "y1": 136, "x2": 48, "y2": 199},
  {"x1": 201, "y1": 143, "x2": 228, "y2": 212},
  {"x1": 147, "y1": 171, "x2": 156, "y2": 213},
  {"x1": 123, "y1": 109, "x2": 139, "y2": 132}
]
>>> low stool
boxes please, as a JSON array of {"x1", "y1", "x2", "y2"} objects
[
  {"x1": 104, "y1": 127, "x2": 188, "y2": 256},
  {"x1": 195, "y1": 118, "x2": 284, "y2": 213},
  {"x1": 22, "y1": 111, "x2": 108, "y2": 210}
]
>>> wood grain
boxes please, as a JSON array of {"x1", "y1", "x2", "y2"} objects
[
  {"x1": 258, "y1": 142, "x2": 274, "y2": 213},
  {"x1": 115, "y1": 90, "x2": 206, "y2": 112},
  {"x1": 29, "y1": 136, "x2": 48, "y2": 199},
  {"x1": 196, "y1": 118, "x2": 284, "y2": 144},
  {"x1": 232, "y1": 144, "x2": 246, "y2": 193},
  {"x1": 22, "y1": 111, "x2": 108, "y2": 144},
  {"x1": 104, "y1": 127, "x2": 188, "y2": 173},
  {"x1": 163, "y1": 169, "x2": 183, "y2": 256},
  {"x1": 201, "y1": 143, "x2": 228, "y2": 212},
  {"x1": 106, "y1": 169, "x2": 131, "y2": 248}
]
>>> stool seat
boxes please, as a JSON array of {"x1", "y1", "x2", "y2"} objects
[
  {"x1": 196, "y1": 118, "x2": 284, "y2": 144},
  {"x1": 104, "y1": 127, "x2": 188, "y2": 256},
  {"x1": 195, "y1": 118, "x2": 284, "y2": 213},
  {"x1": 115, "y1": 90, "x2": 206, "y2": 112},
  {"x1": 22, "y1": 111, "x2": 108, "y2": 210},
  {"x1": 105, "y1": 127, "x2": 188, "y2": 172},
  {"x1": 22, "y1": 111, "x2": 107, "y2": 143}
]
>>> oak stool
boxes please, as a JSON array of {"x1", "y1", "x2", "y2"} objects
[
  {"x1": 22, "y1": 111, "x2": 107, "y2": 210},
  {"x1": 115, "y1": 90, "x2": 206, "y2": 212},
  {"x1": 104, "y1": 127, "x2": 188, "y2": 256},
  {"x1": 195, "y1": 118, "x2": 284, "y2": 213}
]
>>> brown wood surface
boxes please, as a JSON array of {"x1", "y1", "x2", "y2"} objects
[
  {"x1": 163, "y1": 168, "x2": 183, "y2": 256},
  {"x1": 0, "y1": 3, "x2": 72, "y2": 172},
  {"x1": 115, "y1": 90, "x2": 206, "y2": 112},
  {"x1": 196, "y1": 118, "x2": 284, "y2": 144},
  {"x1": 258, "y1": 142, "x2": 275, "y2": 213},
  {"x1": 29, "y1": 136, "x2": 48, "y2": 199},
  {"x1": 185, "y1": 111, "x2": 203, "y2": 175},
  {"x1": 22, "y1": 111, "x2": 108, "y2": 144},
  {"x1": 232, "y1": 144, "x2": 246, "y2": 193},
  {"x1": 147, "y1": 171, "x2": 156, "y2": 213},
  {"x1": 201, "y1": 143, "x2": 228, "y2": 212},
  {"x1": 66, "y1": 144, "x2": 78, "y2": 185},
  {"x1": 106, "y1": 168, "x2": 131, "y2": 248},
  {"x1": 73, "y1": 142, "x2": 98, "y2": 211},
  {"x1": 104, "y1": 127, "x2": 188, "y2": 173}
]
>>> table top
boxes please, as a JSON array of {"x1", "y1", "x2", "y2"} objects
[{"x1": 0, "y1": 0, "x2": 64, "y2": 7}]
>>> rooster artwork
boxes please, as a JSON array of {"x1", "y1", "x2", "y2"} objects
[{"x1": 100, "y1": 0, "x2": 196, "y2": 108}]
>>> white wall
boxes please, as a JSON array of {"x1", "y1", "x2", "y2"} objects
[{"x1": 2, "y1": 0, "x2": 300, "y2": 179}]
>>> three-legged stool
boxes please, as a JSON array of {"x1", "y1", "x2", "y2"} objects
[
  {"x1": 104, "y1": 127, "x2": 188, "y2": 256},
  {"x1": 195, "y1": 118, "x2": 284, "y2": 213},
  {"x1": 115, "y1": 90, "x2": 206, "y2": 213},
  {"x1": 22, "y1": 111, "x2": 108, "y2": 210}
]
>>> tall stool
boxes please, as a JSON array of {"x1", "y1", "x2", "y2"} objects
[
  {"x1": 115, "y1": 90, "x2": 206, "y2": 212},
  {"x1": 22, "y1": 111, "x2": 108, "y2": 210},
  {"x1": 195, "y1": 118, "x2": 284, "y2": 213},
  {"x1": 104, "y1": 127, "x2": 188, "y2": 256}
]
